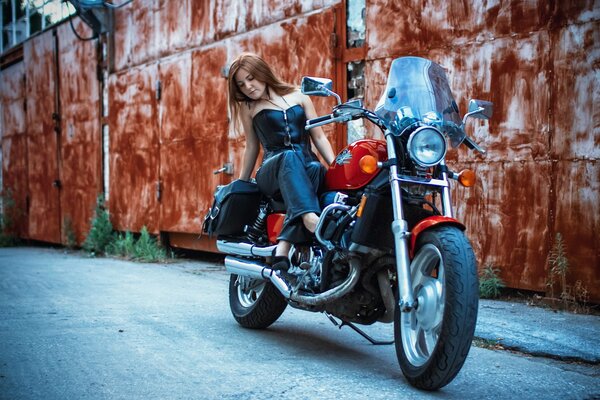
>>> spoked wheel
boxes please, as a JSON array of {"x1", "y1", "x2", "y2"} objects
[
  {"x1": 394, "y1": 226, "x2": 479, "y2": 390},
  {"x1": 229, "y1": 274, "x2": 287, "y2": 329}
]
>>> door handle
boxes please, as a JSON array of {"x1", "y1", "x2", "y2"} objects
[{"x1": 213, "y1": 163, "x2": 233, "y2": 175}]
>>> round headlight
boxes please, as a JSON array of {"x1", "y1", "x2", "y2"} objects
[{"x1": 407, "y1": 127, "x2": 447, "y2": 167}]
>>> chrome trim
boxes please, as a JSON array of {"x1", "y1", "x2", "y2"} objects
[
  {"x1": 315, "y1": 203, "x2": 352, "y2": 250},
  {"x1": 439, "y1": 161, "x2": 454, "y2": 217},
  {"x1": 216, "y1": 240, "x2": 276, "y2": 257},
  {"x1": 224, "y1": 256, "x2": 361, "y2": 306},
  {"x1": 393, "y1": 175, "x2": 448, "y2": 187},
  {"x1": 385, "y1": 129, "x2": 416, "y2": 312}
]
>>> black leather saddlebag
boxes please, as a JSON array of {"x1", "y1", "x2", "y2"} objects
[{"x1": 202, "y1": 180, "x2": 261, "y2": 237}]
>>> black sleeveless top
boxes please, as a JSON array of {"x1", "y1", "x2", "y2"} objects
[{"x1": 252, "y1": 104, "x2": 319, "y2": 164}]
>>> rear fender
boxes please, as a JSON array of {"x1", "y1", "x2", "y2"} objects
[
  {"x1": 267, "y1": 213, "x2": 286, "y2": 244},
  {"x1": 409, "y1": 216, "x2": 465, "y2": 258}
]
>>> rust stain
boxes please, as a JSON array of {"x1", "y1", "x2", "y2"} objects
[
  {"x1": 23, "y1": 33, "x2": 61, "y2": 243},
  {"x1": 158, "y1": 47, "x2": 229, "y2": 233},
  {"x1": 454, "y1": 161, "x2": 552, "y2": 292},
  {"x1": 551, "y1": 21, "x2": 600, "y2": 160},
  {"x1": 112, "y1": 1, "x2": 159, "y2": 71},
  {"x1": 552, "y1": 160, "x2": 600, "y2": 295},
  {"x1": 108, "y1": 65, "x2": 160, "y2": 233},
  {"x1": 0, "y1": 60, "x2": 28, "y2": 237},
  {"x1": 156, "y1": 0, "x2": 191, "y2": 56},
  {"x1": 56, "y1": 22, "x2": 102, "y2": 245}
]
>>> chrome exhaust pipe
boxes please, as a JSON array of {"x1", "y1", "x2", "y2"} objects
[
  {"x1": 224, "y1": 256, "x2": 291, "y2": 298},
  {"x1": 217, "y1": 240, "x2": 276, "y2": 258},
  {"x1": 224, "y1": 255, "x2": 361, "y2": 306}
]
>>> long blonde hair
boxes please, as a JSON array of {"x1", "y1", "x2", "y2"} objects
[{"x1": 227, "y1": 52, "x2": 296, "y2": 132}]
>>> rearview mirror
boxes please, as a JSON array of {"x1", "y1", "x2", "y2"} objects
[
  {"x1": 301, "y1": 76, "x2": 334, "y2": 96},
  {"x1": 468, "y1": 99, "x2": 493, "y2": 120}
]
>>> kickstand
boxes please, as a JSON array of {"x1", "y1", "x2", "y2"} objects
[{"x1": 325, "y1": 313, "x2": 394, "y2": 346}]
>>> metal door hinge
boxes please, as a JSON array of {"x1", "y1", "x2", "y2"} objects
[
  {"x1": 52, "y1": 113, "x2": 61, "y2": 134},
  {"x1": 156, "y1": 180, "x2": 162, "y2": 202},
  {"x1": 331, "y1": 32, "x2": 338, "y2": 49},
  {"x1": 156, "y1": 80, "x2": 162, "y2": 101}
]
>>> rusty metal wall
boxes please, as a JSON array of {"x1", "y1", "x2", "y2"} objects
[
  {"x1": 108, "y1": 63, "x2": 160, "y2": 233},
  {"x1": 23, "y1": 33, "x2": 61, "y2": 244},
  {"x1": 364, "y1": 0, "x2": 599, "y2": 299},
  {"x1": 0, "y1": 19, "x2": 101, "y2": 246},
  {"x1": 56, "y1": 21, "x2": 102, "y2": 245},
  {"x1": 0, "y1": 61, "x2": 28, "y2": 238}
]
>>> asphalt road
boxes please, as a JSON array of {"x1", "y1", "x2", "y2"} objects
[{"x1": 1, "y1": 247, "x2": 598, "y2": 400}]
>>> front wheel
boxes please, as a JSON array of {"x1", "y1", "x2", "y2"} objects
[
  {"x1": 394, "y1": 226, "x2": 479, "y2": 390},
  {"x1": 229, "y1": 274, "x2": 288, "y2": 329}
]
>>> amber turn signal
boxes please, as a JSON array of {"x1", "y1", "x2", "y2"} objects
[
  {"x1": 458, "y1": 169, "x2": 476, "y2": 187},
  {"x1": 359, "y1": 155, "x2": 378, "y2": 174}
]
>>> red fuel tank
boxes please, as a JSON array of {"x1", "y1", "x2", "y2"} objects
[{"x1": 325, "y1": 139, "x2": 388, "y2": 191}]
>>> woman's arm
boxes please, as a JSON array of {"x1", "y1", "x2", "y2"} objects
[
  {"x1": 301, "y1": 94, "x2": 335, "y2": 165},
  {"x1": 238, "y1": 106, "x2": 260, "y2": 181}
]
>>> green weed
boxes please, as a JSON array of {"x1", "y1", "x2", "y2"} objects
[
  {"x1": 107, "y1": 231, "x2": 136, "y2": 258},
  {"x1": 82, "y1": 195, "x2": 114, "y2": 255},
  {"x1": 132, "y1": 226, "x2": 167, "y2": 262},
  {"x1": 479, "y1": 264, "x2": 505, "y2": 299},
  {"x1": 546, "y1": 232, "x2": 589, "y2": 313},
  {"x1": 107, "y1": 227, "x2": 169, "y2": 263}
]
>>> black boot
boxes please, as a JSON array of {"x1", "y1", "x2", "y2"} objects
[{"x1": 271, "y1": 256, "x2": 291, "y2": 272}]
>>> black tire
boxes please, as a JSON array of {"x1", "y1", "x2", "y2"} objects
[
  {"x1": 228, "y1": 274, "x2": 288, "y2": 329},
  {"x1": 394, "y1": 226, "x2": 479, "y2": 390}
]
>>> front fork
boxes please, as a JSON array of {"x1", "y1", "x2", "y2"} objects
[{"x1": 384, "y1": 131, "x2": 453, "y2": 312}]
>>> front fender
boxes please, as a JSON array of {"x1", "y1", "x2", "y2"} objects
[{"x1": 409, "y1": 216, "x2": 465, "y2": 258}]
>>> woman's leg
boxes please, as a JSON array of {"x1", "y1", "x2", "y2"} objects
[
  {"x1": 274, "y1": 240, "x2": 291, "y2": 257},
  {"x1": 301, "y1": 212, "x2": 319, "y2": 233}
]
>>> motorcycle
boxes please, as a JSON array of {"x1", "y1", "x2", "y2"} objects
[{"x1": 212, "y1": 56, "x2": 492, "y2": 390}]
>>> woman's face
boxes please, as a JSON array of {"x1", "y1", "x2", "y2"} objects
[{"x1": 234, "y1": 67, "x2": 266, "y2": 101}]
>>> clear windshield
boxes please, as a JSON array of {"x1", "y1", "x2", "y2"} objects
[{"x1": 375, "y1": 57, "x2": 465, "y2": 147}]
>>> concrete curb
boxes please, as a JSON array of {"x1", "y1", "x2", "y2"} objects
[{"x1": 475, "y1": 299, "x2": 600, "y2": 364}]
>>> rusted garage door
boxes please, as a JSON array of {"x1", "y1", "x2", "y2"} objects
[
  {"x1": 24, "y1": 32, "x2": 61, "y2": 243},
  {"x1": 56, "y1": 22, "x2": 102, "y2": 245},
  {"x1": 158, "y1": 46, "x2": 229, "y2": 235},
  {"x1": 108, "y1": 64, "x2": 160, "y2": 233},
  {"x1": 0, "y1": 60, "x2": 28, "y2": 239}
]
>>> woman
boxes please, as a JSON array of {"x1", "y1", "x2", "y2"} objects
[{"x1": 228, "y1": 52, "x2": 335, "y2": 272}]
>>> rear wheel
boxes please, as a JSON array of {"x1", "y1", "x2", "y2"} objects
[
  {"x1": 394, "y1": 226, "x2": 478, "y2": 390},
  {"x1": 229, "y1": 274, "x2": 287, "y2": 329}
]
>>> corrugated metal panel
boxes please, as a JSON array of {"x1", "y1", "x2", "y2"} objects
[
  {"x1": 112, "y1": 0, "x2": 340, "y2": 72},
  {"x1": 553, "y1": 160, "x2": 599, "y2": 294},
  {"x1": 108, "y1": 64, "x2": 160, "y2": 233},
  {"x1": 56, "y1": 21, "x2": 101, "y2": 245},
  {"x1": 0, "y1": 61, "x2": 28, "y2": 238},
  {"x1": 24, "y1": 33, "x2": 61, "y2": 243},
  {"x1": 453, "y1": 160, "x2": 552, "y2": 292},
  {"x1": 112, "y1": 0, "x2": 160, "y2": 72},
  {"x1": 158, "y1": 48, "x2": 229, "y2": 233},
  {"x1": 366, "y1": 0, "x2": 597, "y2": 59},
  {"x1": 550, "y1": 19, "x2": 599, "y2": 299}
]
